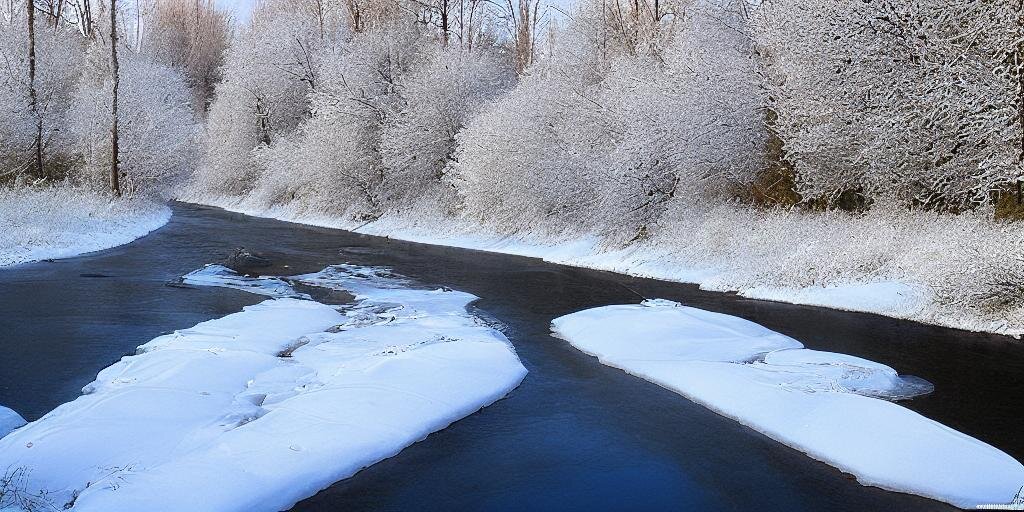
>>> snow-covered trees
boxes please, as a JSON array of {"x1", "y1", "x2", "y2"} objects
[
  {"x1": 0, "y1": 0, "x2": 208, "y2": 198},
  {"x1": 754, "y1": 0, "x2": 1024, "y2": 210},
  {"x1": 69, "y1": 51, "x2": 198, "y2": 197},
  {"x1": 0, "y1": 10, "x2": 82, "y2": 180},
  {"x1": 124, "y1": 0, "x2": 1024, "y2": 227},
  {"x1": 191, "y1": 0, "x2": 517, "y2": 218},
  {"x1": 189, "y1": 0, "x2": 765, "y2": 241},
  {"x1": 145, "y1": 0, "x2": 231, "y2": 112},
  {"x1": 193, "y1": 0, "x2": 343, "y2": 197},
  {"x1": 377, "y1": 47, "x2": 514, "y2": 211},
  {"x1": 451, "y1": 1, "x2": 763, "y2": 241}
]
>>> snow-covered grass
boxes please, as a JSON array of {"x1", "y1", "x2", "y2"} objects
[
  {"x1": 0, "y1": 264, "x2": 526, "y2": 511},
  {"x1": 186, "y1": 194, "x2": 1024, "y2": 337},
  {"x1": 0, "y1": 186, "x2": 171, "y2": 268},
  {"x1": 551, "y1": 299, "x2": 1024, "y2": 509}
]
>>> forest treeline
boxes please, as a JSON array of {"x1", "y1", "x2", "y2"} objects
[{"x1": 3, "y1": 0, "x2": 1024, "y2": 222}]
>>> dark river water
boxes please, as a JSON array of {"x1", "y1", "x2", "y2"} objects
[{"x1": 2, "y1": 203, "x2": 1022, "y2": 511}]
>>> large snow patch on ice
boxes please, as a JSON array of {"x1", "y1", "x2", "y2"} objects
[
  {"x1": 0, "y1": 405, "x2": 25, "y2": 438},
  {"x1": 551, "y1": 299, "x2": 1024, "y2": 508},
  {"x1": 0, "y1": 265, "x2": 526, "y2": 511}
]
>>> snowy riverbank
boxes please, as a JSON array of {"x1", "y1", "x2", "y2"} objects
[
  {"x1": 0, "y1": 186, "x2": 171, "y2": 268},
  {"x1": 551, "y1": 299, "x2": 1024, "y2": 508},
  {"x1": 0, "y1": 264, "x2": 526, "y2": 511},
  {"x1": 186, "y1": 196, "x2": 1024, "y2": 338}
]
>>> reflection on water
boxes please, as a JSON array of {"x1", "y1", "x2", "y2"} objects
[{"x1": 3, "y1": 203, "x2": 1022, "y2": 511}]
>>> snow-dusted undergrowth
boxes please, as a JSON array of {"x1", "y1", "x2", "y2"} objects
[
  {"x1": 0, "y1": 264, "x2": 525, "y2": 511},
  {"x1": 0, "y1": 186, "x2": 171, "y2": 268},
  {"x1": 551, "y1": 299, "x2": 1024, "y2": 509},
  {"x1": 187, "y1": 195, "x2": 1024, "y2": 337}
]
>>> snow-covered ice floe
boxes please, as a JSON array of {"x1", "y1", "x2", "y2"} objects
[
  {"x1": 181, "y1": 264, "x2": 310, "y2": 299},
  {"x1": 0, "y1": 265, "x2": 526, "y2": 511},
  {"x1": 0, "y1": 405, "x2": 25, "y2": 438},
  {"x1": 551, "y1": 299, "x2": 1024, "y2": 509}
]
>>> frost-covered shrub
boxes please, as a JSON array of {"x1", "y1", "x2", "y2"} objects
[
  {"x1": 247, "y1": 25, "x2": 425, "y2": 220},
  {"x1": 450, "y1": 67, "x2": 608, "y2": 236},
  {"x1": 645, "y1": 199, "x2": 1024, "y2": 332},
  {"x1": 249, "y1": 22, "x2": 517, "y2": 221},
  {"x1": 599, "y1": 7, "x2": 764, "y2": 240},
  {"x1": 378, "y1": 47, "x2": 515, "y2": 213}
]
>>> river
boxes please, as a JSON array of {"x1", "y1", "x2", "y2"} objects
[{"x1": 3, "y1": 203, "x2": 1022, "y2": 511}]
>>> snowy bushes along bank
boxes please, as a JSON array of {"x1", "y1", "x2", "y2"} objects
[
  {"x1": 188, "y1": 196, "x2": 1024, "y2": 337},
  {"x1": 550, "y1": 300, "x2": 1024, "y2": 508},
  {"x1": 0, "y1": 185, "x2": 170, "y2": 268},
  {"x1": 0, "y1": 264, "x2": 526, "y2": 511}
]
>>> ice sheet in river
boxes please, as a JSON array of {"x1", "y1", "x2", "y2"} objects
[
  {"x1": 551, "y1": 299, "x2": 1024, "y2": 509},
  {"x1": 0, "y1": 265, "x2": 526, "y2": 512}
]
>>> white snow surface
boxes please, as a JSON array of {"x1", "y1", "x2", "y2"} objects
[
  {"x1": 551, "y1": 299, "x2": 1024, "y2": 509},
  {"x1": 0, "y1": 405, "x2": 25, "y2": 438},
  {"x1": 0, "y1": 265, "x2": 526, "y2": 511},
  {"x1": 738, "y1": 281, "x2": 927, "y2": 319},
  {"x1": 0, "y1": 186, "x2": 171, "y2": 268}
]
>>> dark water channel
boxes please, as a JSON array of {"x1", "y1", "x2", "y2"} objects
[{"x1": 2, "y1": 203, "x2": 1022, "y2": 511}]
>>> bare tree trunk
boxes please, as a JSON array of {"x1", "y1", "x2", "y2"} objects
[
  {"x1": 27, "y1": 0, "x2": 44, "y2": 179},
  {"x1": 313, "y1": 0, "x2": 324, "y2": 39},
  {"x1": 346, "y1": 0, "x2": 362, "y2": 32},
  {"x1": 110, "y1": 0, "x2": 121, "y2": 197},
  {"x1": 135, "y1": 0, "x2": 140, "y2": 51},
  {"x1": 439, "y1": 0, "x2": 449, "y2": 46},
  {"x1": 1017, "y1": 0, "x2": 1024, "y2": 204},
  {"x1": 466, "y1": 0, "x2": 476, "y2": 51},
  {"x1": 514, "y1": 0, "x2": 531, "y2": 73},
  {"x1": 53, "y1": 0, "x2": 63, "y2": 28},
  {"x1": 74, "y1": 0, "x2": 94, "y2": 38},
  {"x1": 256, "y1": 96, "x2": 271, "y2": 146}
]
